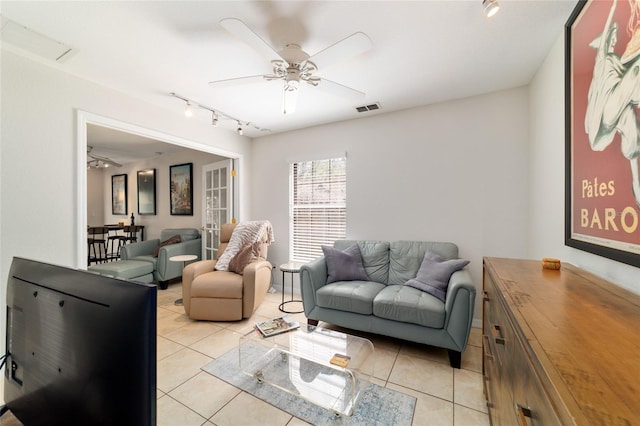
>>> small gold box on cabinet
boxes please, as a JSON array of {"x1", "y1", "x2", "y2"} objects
[{"x1": 541, "y1": 258, "x2": 561, "y2": 270}]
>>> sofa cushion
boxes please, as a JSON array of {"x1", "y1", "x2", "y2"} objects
[
  {"x1": 316, "y1": 281, "x2": 386, "y2": 315},
  {"x1": 373, "y1": 285, "x2": 446, "y2": 328},
  {"x1": 192, "y1": 271, "x2": 243, "y2": 298},
  {"x1": 322, "y1": 244, "x2": 369, "y2": 284},
  {"x1": 130, "y1": 254, "x2": 158, "y2": 269},
  {"x1": 334, "y1": 240, "x2": 390, "y2": 284},
  {"x1": 405, "y1": 251, "x2": 469, "y2": 302},
  {"x1": 388, "y1": 241, "x2": 459, "y2": 285},
  {"x1": 88, "y1": 260, "x2": 154, "y2": 280}
]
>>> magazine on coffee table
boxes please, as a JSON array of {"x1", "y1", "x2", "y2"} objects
[{"x1": 255, "y1": 316, "x2": 300, "y2": 337}]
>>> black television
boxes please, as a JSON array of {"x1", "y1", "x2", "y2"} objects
[{"x1": 1, "y1": 257, "x2": 157, "y2": 425}]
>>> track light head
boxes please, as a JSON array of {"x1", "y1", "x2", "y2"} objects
[
  {"x1": 212, "y1": 112, "x2": 219, "y2": 126},
  {"x1": 236, "y1": 122, "x2": 243, "y2": 135},
  {"x1": 184, "y1": 101, "x2": 195, "y2": 117},
  {"x1": 483, "y1": 0, "x2": 500, "y2": 17}
]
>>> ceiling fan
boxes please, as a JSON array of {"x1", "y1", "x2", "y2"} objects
[
  {"x1": 210, "y1": 18, "x2": 372, "y2": 115},
  {"x1": 87, "y1": 146, "x2": 121, "y2": 168}
]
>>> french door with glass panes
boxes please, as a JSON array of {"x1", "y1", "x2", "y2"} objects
[{"x1": 202, "y1": 159, "x2": 233, "y2": 260}]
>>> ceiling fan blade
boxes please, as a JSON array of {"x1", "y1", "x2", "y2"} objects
[
  {"x1": 220, "y1": 18, "x2": 288, "y2": 66},
  {"x1": 208, "y1": 75, "x2": 269, "y2": 89},
  {"x1": 314, "y1": 78, "x2": 366, "y2": 100},
  {"x1": 283, "y1": 87, "x2": 298, "y2": 115},
  {"x1": 306, "y1": 32, "x2": 372, "y2": 71}
]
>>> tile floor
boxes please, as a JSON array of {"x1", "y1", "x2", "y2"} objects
[{"x1": 156, "y1": 282, "x2": 489, "y2": 426}]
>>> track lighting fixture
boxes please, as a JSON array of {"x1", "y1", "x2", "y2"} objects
[
  {"x1": 184, "y1": 101, "x2": 195, "y2": 117},
  {"x1": 87, "y1": 159, "x2": 111, "y2": 169},
  {"x1": 170, "y1": 92, "x2": 269, "y2": 134},
  {"x1": 483, "y1": 0, "x2": 500, "y2": 17}
]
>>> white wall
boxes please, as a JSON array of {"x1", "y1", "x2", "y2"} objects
[
  {"x1": 0, "y1": 50, "x2": 252, "y2": 350},
  {"x1": 90, "y1": 149, "x2": 226, "y2": 243},
  {"x1": 252, "y1": 87, "x2": 531, "y2": 321},
  {"x1": 529, "y1": 35, "x2": 640, "y2": 295},
  {"x1": 87, "y1": 167, "x2": 105, "y2": 226}
]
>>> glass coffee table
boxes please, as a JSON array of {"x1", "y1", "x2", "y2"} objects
[{"x1": 239, "y1": 324, "x2": 375, "y2": 417}]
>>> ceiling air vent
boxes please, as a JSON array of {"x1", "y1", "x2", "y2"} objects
[
  {"x1": 1, "y1": 16, "x2": 75, "y2": 62},
  {"x1": 355, "y1": 102, "x2": 381, "y2": 113}
]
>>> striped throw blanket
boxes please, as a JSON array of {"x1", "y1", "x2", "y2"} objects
[{"x1": 215, "y1": 220, "x2": 274, "y2": 271}]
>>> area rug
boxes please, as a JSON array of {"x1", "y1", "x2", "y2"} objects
[{"x1": 202, "y1": 343, "x2": 416, "y2": 426}]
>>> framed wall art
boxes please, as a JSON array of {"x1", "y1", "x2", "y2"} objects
[
  {"x1": 137, "y1": 169, "x2": 156, "y2": 215},
  {"x1": 111, "y1": 174, "x2": 128, "y2": 215},
  {"x1": 170, "y1": 163, "x2": 193, "y2": 215},
  {"x1": 566, "y1": 0, "x2": 640, "y2": 267}
]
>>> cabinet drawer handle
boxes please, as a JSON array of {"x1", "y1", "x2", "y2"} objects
[
  {"x1": 491, "y1": 325, "x2": 505, "y2": 345},
  {"x1": 516, "y1": 404, "x2": 532, "y2": 426},
  {"x1": 482, "y1": 335, "x2": 493, "y2": 359},
  {"x1": 483, "y1": 291, "x2": 489, "y2": 302}
]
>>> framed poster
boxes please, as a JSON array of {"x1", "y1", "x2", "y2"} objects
[
  {"x1": 170, "y1": 163, "x2": 193, "y2": 215},
  {"x1": 111, "y1": 174, "x2": 128, "y2": 215},
  {"x1": 566, "y1": 0, "x2": 640, "y2": 267},
  {"x1": 137, "y1": 169, "x2": 156, "y2": 215}
]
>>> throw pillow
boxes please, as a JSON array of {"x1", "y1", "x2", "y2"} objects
[
  {"x1": 228, "y1": 241, "x2": 263, "y2": 274},
  {"x1": 153, "y1": 234, "x2": 182, "y2": 257},
  {"x1": 404, "y1": 251, "x2": 469, "y2": 302},
  {"x1": 322, "y1": 244, "x2": 369, "y2": 284}
]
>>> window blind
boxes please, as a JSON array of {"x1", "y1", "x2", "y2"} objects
[{"x1": 289, "y1": 157, "x2": 346, "y2": 262}]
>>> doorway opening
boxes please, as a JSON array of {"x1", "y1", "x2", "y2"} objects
[{"x1": 77, "y1": 110, "x2": 243, "y2": 268}]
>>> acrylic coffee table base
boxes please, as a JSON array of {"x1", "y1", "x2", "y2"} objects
[{"x1": 239, "y1": 325, "x2": 374, "y2": 417}]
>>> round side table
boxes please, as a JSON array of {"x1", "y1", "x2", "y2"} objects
[
  {"x1": 170, "y1": 254, "x2": 198, "y2": 306},
  {"x1": 279, "y1": 262, "x2": 305, "y2": 314}
]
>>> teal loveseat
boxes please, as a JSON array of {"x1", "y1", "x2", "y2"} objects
[{"x1": 300, "y1": 240, "x2": 476, "y2": 368}]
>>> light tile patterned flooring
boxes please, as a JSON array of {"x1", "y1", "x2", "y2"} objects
[{"x1": 157, "y1": 282, "x2": 489, "y2": 426}]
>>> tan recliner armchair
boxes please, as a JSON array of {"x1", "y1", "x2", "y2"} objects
[{"x1": 182, "y1": 223, "x2": 273, "y2": 321}]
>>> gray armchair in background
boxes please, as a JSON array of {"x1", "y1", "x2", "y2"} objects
[{"x1": 121, "y1": 228, "x2": 201, "y2": 289}]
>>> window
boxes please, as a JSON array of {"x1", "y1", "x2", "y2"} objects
[{"x1": 289, "y1": 157, "x2": 346, "y2": 262}]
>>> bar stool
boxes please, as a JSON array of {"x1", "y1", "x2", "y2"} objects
[
  {"x1": 88, "y1": 226, "x2": 109, "y2": 265},
  {"x1": 105, "y1": 226, "x2": 124, "y2": 261}
]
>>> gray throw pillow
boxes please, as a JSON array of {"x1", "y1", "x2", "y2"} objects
[
  {"x1": 322, "y1": 244, "x2": 369, "y2": 284},
  {"x1": 404, "y1": 251, "x2": 469, "y2": 302}
]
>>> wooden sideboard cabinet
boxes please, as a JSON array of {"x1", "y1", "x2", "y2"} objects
[{"x1": 482, "y1": 257, "x2": 640, "y2": 425}]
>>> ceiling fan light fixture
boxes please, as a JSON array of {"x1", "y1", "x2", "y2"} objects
[
  {"x1": 285, "y1": 67, "x2": 301, "y2": 90},
  {"x1": 483, "y1": 0, "x2": 500, "y2": 17},
  {"x1": 283, "y1": 84, "x2": 298, "y2": 115}
]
